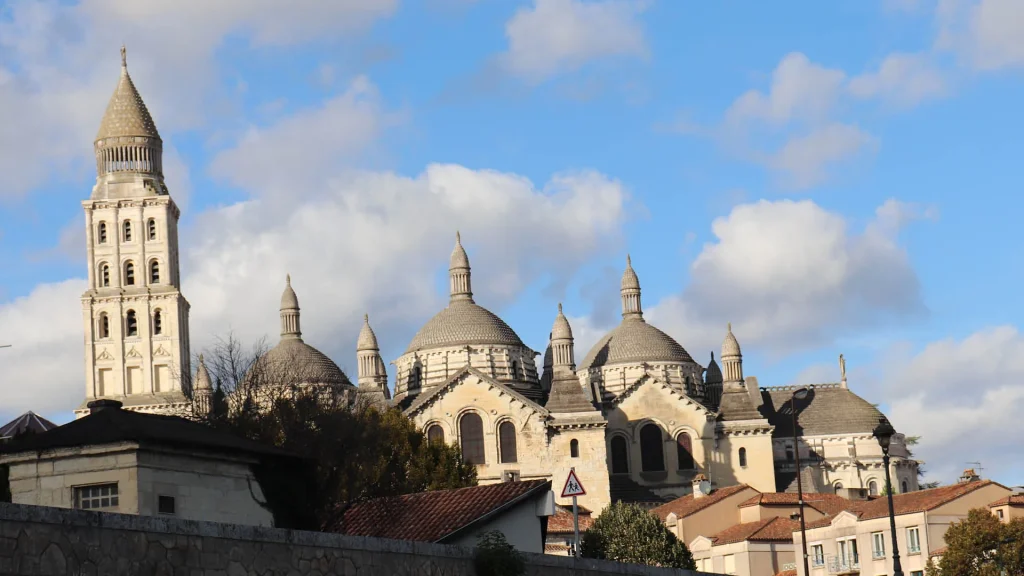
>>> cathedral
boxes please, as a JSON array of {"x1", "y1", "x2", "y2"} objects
[{"x1": 76, "y1": 48, "x2": 920, "y2": 515}]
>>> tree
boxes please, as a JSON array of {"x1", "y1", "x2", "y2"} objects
[
  {"x1": 176, "y1": 333, "x2": 476, "y2": 530},
  {"x1": 473, "y1": 531, "x2": 525, "y2": 576},
  {"x1": 926, "y1": 508, "x2": 1024, "y2": 576},
  {"x1": 581, "y1": 502, "x2": 696, "y2": 569}
]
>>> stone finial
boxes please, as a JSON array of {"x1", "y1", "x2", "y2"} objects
[
  {"x1": 620, "y1": 254, "x2": 642, "y2": 318},
  {"x1": 449, "y1": 232, "x2": 473, "y2": 301},
  {"x1": 121, "y1": 45, "x2": 127, "y2": 68}
]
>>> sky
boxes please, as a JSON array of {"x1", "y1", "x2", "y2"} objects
[{"x1": 1, "y1": 0, "x2": 1023, "y2": 487}]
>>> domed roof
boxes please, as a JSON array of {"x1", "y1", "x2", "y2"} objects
[
  {"x1": 195, "y1": 354, "x2": 213, "y2": 391},
  {"x1": 723, "y1": 323, "x2": 741, "y2": 357},
  {"x1": 96, "y1": 47, "x2": 160, "y2": 141},
  {"x1": 579, "y1": 318, "x2": 695, "y2": 370},
  {"x1": 551, "y1": 303, "x2": 573, "y2": 341},
  {"x1": 704, "y1": 352, "x2": 722, "y2": 384},
  {"x1": 257, "y1": 338, "x2": 354, "y2": 389},
  {"x1": 405, "y1": 299, "x2": 526, "y2": 354},
  {"x1": 357, "y1": 314, "x2": 379, "y2": 351}
]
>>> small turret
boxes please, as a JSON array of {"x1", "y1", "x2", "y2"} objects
[
  {"x1": 620, "y1": 255, "x2": 643, "y2": 320},
  {"x1": 280, "y1": 274, "x2": 301, "y2": 340},
  {"x1": 721, "y1": 323, "x2": 743, "y2": 389},
  {"x1": 194, "y1": 354, "x2": 214, "y2": 416},
  {"x1": 449, "y1": 232, "x2": 473, "y2": 302},
  {"x1": 550, "y1": 303, "x2": 575, "y2": 373},
  {"x1": 356, "y1": 314, "x2": 391, "y2": 406}
]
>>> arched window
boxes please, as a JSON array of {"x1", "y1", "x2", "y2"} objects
[
  {"x1": 868, "y1": 480, "x2": 879, "y2": 496},
  {"x1": 640, "y1": 424, "x2": 665, "y2": 472},
  {"x1": 427, "y1": 425, "x2": 445, "y2": 444},
  {"x1": 610, "y1": 436, "x2": 629, "y2": 474},
  {"x1": 124, "y1": 262, "x2": 135, "y2": 286},
  {"x1": 738, "y1": 447, "x2": 748, "y2": 468},
  {"x1": 676, "y1": 432, "x2": 694, "y2": 470},
  {"x1": 125, "y1": 310, "x2": 138, "y2": 337},
  {"x1": 147, "y1": 218, "x2": 157, "y2": 241},
  {"x1": 123, "y1": 220, "x2": 132, "y2": 242},
  {"x1": 570, "y1": 439, "x2": 580, "y2": 458},
  {"x1": 411, "y1": 365, "x2": 422, "y2": 389},
  {"x1": 98, "y1": 313, "x2": 109, "y2": 339},
  {"x1": 460, "y1": 413, "x2": 485, "y2": 465},
  {"x1": 100, "y1": 264, "x2": 110, "y2": 287},
  {"x1": 498, "y1": 421, "x2": 517, "y2": 463},
  {"x1": 153, "y1": 310, "x2": 163, "y2": 335},
  {"x1": 835, "y1": 483, "x2": 844, "y2": 491},
  {"x1": 901, "y1": 480, "x2": 908, "y2": 493},
  {"x1": 150, "y1": 260, "x2": 160, "y2": 284},
  {"x1": 98, "y1": 222, "x2": 107, "y2": 244}
]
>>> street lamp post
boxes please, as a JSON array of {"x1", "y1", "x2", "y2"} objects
[
  {"x1": 791, "y1": 386, "x2": 811, "y2": 576},
  {"x1": 873, "y1": 416, "x2": 904, "y2": 576}
]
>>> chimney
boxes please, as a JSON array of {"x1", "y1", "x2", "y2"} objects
[
  {"x1": 959, "y1": 468, "x2": 981, "y2": 483},
  {"x1": 692, "y1": 474, "x2": 711, "y2": 499},
  {"x1": 87, "y1": 399, "x2": 123, "y2": 414}
]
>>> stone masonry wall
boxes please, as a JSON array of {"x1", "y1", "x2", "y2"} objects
[{"x1": 0, "y1": 502, "x2": 718, "y2": 576}]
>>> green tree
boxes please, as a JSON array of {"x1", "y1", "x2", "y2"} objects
[
  {"x1": 926, "y1": 508, "x2": 1024, "y2": 576},
  {"x1": 473, "y1": 531, "x2": 525, "y2": 576},
  {"x1": 581, "y1": 502, "x2": 696, "y2": 569},
  {"x1": 180, "y1": 333, "x2": 476, "y2": 530}
]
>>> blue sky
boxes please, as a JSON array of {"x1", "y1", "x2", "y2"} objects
[{"x1": 2, "y1": 0, "x2": 1023, "y2": 486}]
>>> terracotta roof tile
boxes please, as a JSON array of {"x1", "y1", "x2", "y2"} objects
[
  {"x1": 337, "y1": 480, "x2": 550, "y2": 542},
  {"x1": 738, "y1": 492, "x2": 852, "y2": 517},
  {"x1": 651, "y1": 485, "x2": 754, "y2": 521},
  {"x1": 775, "y1": 570, "x2": 797, "y2": 576},
  {"x1": 710, "y1": 517, "x2": 800, "y2": 545},
  {"x1": 931, "y1": 546, "x2": 947, "y2": 557},
  {"x1": 989, "y1": 495, "x2": 1024, "y2": 507},
  {"x1": 548, "y1": 504, "x2": 594, "y2": 534}
]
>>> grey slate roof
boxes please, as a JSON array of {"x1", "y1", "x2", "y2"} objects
[
  {"x1": 0, "y1": 412, "x2": 57, "y2": 440},
  {"x1": 718, "y1": 388, "x2": 763, "y2": 421},
  {"x1": 579, "y1": 317, "x2": 695, "y2": 370},
  {"x1": 759, "y1": 384, "x2": 884, "y2": 437}
]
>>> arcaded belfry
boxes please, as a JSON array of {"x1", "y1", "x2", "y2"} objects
[{"x1": 77, "y1": 46, "x2": 191, "y2": 417}]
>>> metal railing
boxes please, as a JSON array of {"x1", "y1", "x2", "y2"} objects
[{"x1": 827, "y1": 552, "x2": 860, "y2": 574}]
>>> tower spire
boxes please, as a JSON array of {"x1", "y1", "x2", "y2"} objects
[
  {"x1": 356, "y1": 313, "x2": 390, "y2": 405},
  {"x1": 620, "y1": 254, "x2": 643, "y2": 319},
  {"x1": 94, "y1": 46, "x2": 163, "y2": 183},
  {"x1": 449, "y1": 231, "x2": 473, "y2": 302},
  {"x1": 550, "y1": 302, "x2": 575, "y2": 373},
  {"x1": 280, "y1": 274, "x2": 301, "y2": 339},
  {"x1": 722, "y1": 322, "x2": 743, "y2": 387}
]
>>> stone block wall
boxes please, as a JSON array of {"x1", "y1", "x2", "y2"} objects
[{"x1": 0, "y1": 502, "x2": 718, "y2": 576}]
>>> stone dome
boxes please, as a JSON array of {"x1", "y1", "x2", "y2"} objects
[
  {"x1": 255, "y1": 338, "x2": 353, "y2": 389},
  {"x1": 405, "y1": 299, "x2": 526, "y2": 354},
  {"x1": 551, "y1": 303, "x2": 573, "y2": 341},
  {"x1": 723, "y1": 323, "x2": 741, "y2": 357},
  {"x1": 580, "y1": 318, "x2": 695, "y2": 370}
]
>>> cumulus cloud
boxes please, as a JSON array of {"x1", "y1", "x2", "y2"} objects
[
  {"x1": 646, "y1": 198, "x2": 930, "y2": 357},
  {"x1": 864, "y1": 326, "x2": 1024, "y2": 484},
  {"x1": 936, "y1": 0, "x2": 1024, "y2": 71},
  {"x1": 725, "y1": 53, "x2": 847, "y2": 127},
  {"x1": 0, "y1": 0, "x2": 396, "y2": 198},
  {"x1": 767, "y1": 123, "x2": 878, "y2": 189},
  {"x1": 848, "y1": 52, "x2": 947, "y2": 107},
  {"x1": 500, "y1": 0, "x2": 648, "y2": 82}
]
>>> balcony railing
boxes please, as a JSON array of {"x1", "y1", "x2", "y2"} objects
[{"x1": 827, "y1": 553, "x2": 860, "y2": 574}]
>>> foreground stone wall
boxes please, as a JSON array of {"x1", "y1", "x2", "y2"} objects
[{"x1": 0, "y1": 502, "x2": 717, "y2": 576}]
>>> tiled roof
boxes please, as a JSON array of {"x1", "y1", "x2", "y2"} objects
[
  {"x1": 336, "y1": 480, "x2": 551, "y2": 543},
  {"x1": 710, "y1": 516, "x2": 800, "y2": 545},
  {"x1": 775, "y1": 570, "x2": 797, "y2": 576},
  {"x1": 405, "y1": 300, "x2": 526, "y2": 354},
  {"x1": 931, "y1": 546, "x2": 947, "y2": 557},
  {"x1": 803, "y1": 481, "x2": 1006, "y2": 529},
  {"x1": 0, "y1": 412, "x2": 57, "y2": 440},
  {"x1": 759, "y1": 384, "x2": 884, "y2": 436},
  {"x1": 579, "y1": 317, "x2": 695, "y2": 370},
  {"x1": 0, "y1": 403, "x2": 294, "y2": 459},
  {"x1": 989, "y1": 495, "x2": 1024, "y2": 507},
  {"x1": 739, "y1": 492, "x2": 852, "y2": 517},
  {"x1": 651, "y1": 484, "x2": 754, "y2": 521},
  {"x1": 547, "y1": 504, "x2": 594, "y2": 534}
]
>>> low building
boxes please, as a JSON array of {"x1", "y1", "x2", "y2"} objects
[
  {"x1": 793, "y1": 478, "x2": 1012, "y2": 576},
  {"x1": 690, "y1": 516, "x2": 799, "y2": 576},
  {"x1": 335, "y1": 480, "x2": 557, "y2": 554},
  {"x1": 988, "y1": 493, "x2": 1024, "y2": 523},
  {"x1": 0, "y1": 399, "x2": 298, "y2": 527},
  {"x1": 0, "y1": 412, "x2": 57, "y2": 442},
  {"x1": 544, "y1": 504, "x2": 594, "y2": 555}
]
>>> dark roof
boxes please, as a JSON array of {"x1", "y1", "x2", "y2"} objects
[
  {"x1": 710, "y1": 516, "x2": 799, "y2": 545},
  {"x1": 651, "y1": 484, "x2": 755, "y2": 521},
  {"x1": 336, "y1": 480, "x2": 551, "y2": 543},
  {"x1": 610, "y1": 475, "x2": 671, "y2": 505},
  {"x1": 776, "y1": 464, "x2": 824, "y2": 493},
  {"x1": 0, "y1": 412, "x2": 57, "y2": 439},
  {"x1": 0, "y1": 403, "x2": 294, "y2": 460},
  {"x1": 759, "y1": 384, "x2": 885, "y2": 437}
]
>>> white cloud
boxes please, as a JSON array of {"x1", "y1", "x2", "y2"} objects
[
  {"x1": 0, "y1": 0, "x2": 396, "y2": 198},
  {"x1": 865, "y1": 326, "x2": 1024, "y2": 484},
  {"x1": 725, "y1": 52, "x2": 847, "y2": 126},
  {"x1": 501, "y1": 0, "x2": 648, "y2": 82},
  {"x1": 768, "y1": 123, "x2": 878, "y2": 189},
  {"x1": 646, "y1": 198, "x2": 928, "y2": 357},
  {"x1": 848, "y1": 52, "x2": 946, "y2": 107},
  {"x1": 937, "y1": 0, "x2": 1024, "y2": 71}
]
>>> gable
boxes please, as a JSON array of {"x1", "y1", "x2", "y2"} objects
[
  {"x1": 612, "y1": 375, "x2": 715, "y2": 426},
  {"x1": 404, "y1": 367, "x2": 548, "y2": 425},
  {"x1": 689, "y1": 535, "x2": 714, "y2": 552},
  {"x1": 830, "y1": 510, "x2": 860, "y2": 528}
]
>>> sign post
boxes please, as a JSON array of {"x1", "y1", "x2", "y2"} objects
[{"x1": 561, "y1": 467, "x2": 587, "y2": 559}]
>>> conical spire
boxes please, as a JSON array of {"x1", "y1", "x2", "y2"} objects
[
  {"x1": 449, "y1": 231, "x2": 473, "y2": 302},
  {"x1": 551, "y1": 303, "x2": 573, "y2": 341},
  {"x1": 280, "y1": 275, "x2": 301, "y2": 339},
  {"x1": 96, "y1": 46, "x2": 161, "y2": 141},
  {"x1": 721, "y1": 323, "x2": 743, "y2": 386},
  {"x1": 705, "y1": 351, "x2": 723, "y2": 384},
  {"x1": 723, "y1": 322, "x2": 741, "y2": 357},
  {"x1": 620, "y1": 254, "x2": 643, "y2": 319},
  {"x1": 550, "y1": 303, "x2": 576, "y2": 373},
  {"x1": 357, "y1": 313, "x2": 379, "y2": 351},
  {"x1": 195, "y1": 354, "x2": 213, "y2": 391}
]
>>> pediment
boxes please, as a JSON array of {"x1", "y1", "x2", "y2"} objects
[
  {"x1": 689, "y1": 535, "x2": 714, "y2": 552},
  {"x1": 830, "y1": 510, "x2": 860, "y2": 528},
  {"x1": 404, "y1": 366, "x2": 548, "y2": 420},
  {"x1": 614, "y1": 374, "x2": 714, "y2": 418},
  {"x1": 96, "y1": 349, "x2": 114, "y2": 361},
  {"x1": 153, "y1": 345, "x2": 170, "y2": 357},
  {"x1": 126, "y1": 347, "x2": 142, "y2": 358}
]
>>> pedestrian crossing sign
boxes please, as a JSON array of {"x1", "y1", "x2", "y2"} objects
[{"x1": 561, "y1": 469, "x2": 587, "y2": 497}]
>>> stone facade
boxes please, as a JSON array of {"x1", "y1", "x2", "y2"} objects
[{"x1": 0, "y1": 502, "x2": 716, "y2": 576}]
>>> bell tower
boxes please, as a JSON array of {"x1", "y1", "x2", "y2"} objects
[{"x1": 77, "y1": 47, "x2": 191, "y2": 417}]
